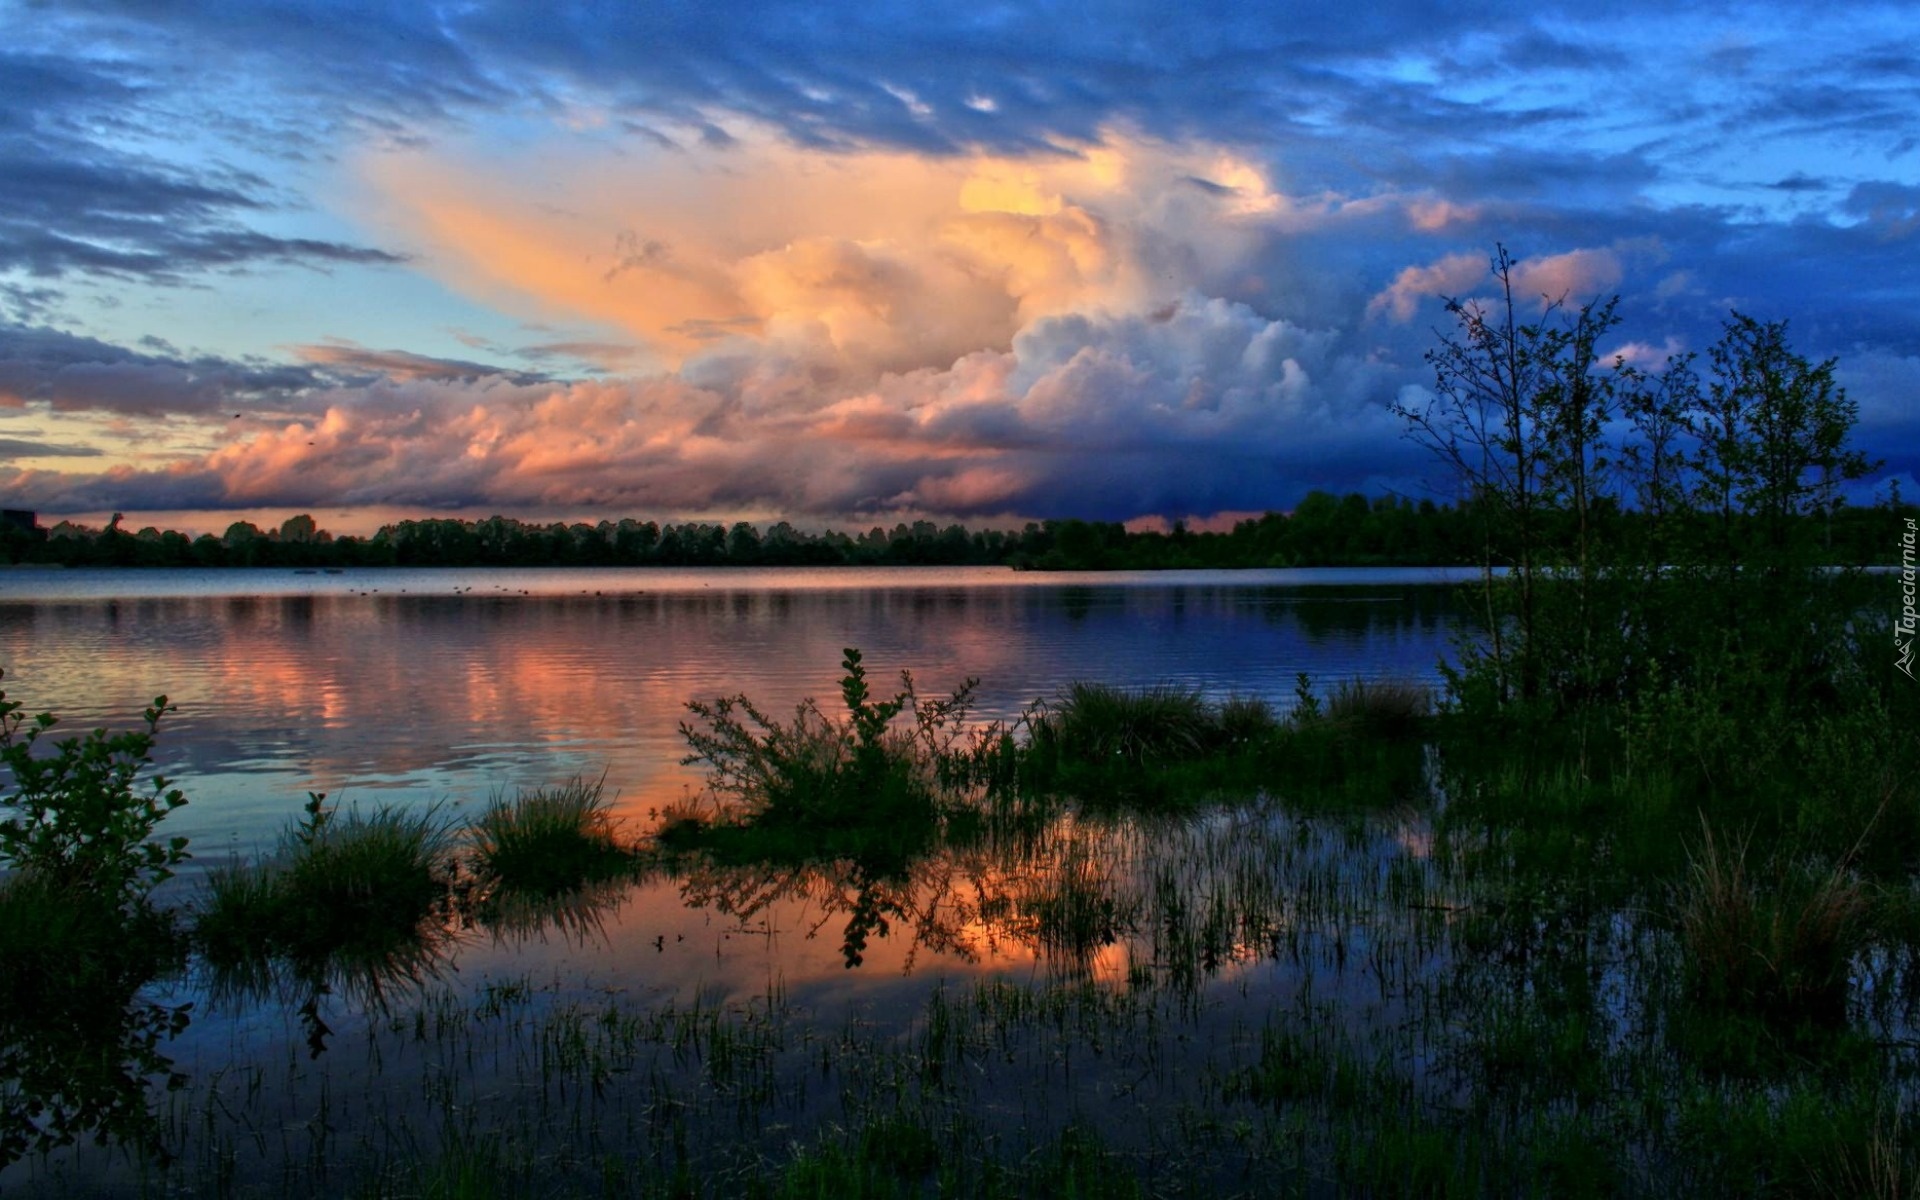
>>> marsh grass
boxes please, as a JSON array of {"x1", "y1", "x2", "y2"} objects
[
  {"x1": 471, "y1": 776, "x2": 635, "y2": 898},
  {"x1": 277, "y1": 803, "x2": 455, "y2": 958},
  {"x1": 195, "y1": 798, "x2": 457, "y2": 998},
  {"x1": 1674, "y1": 821, "x2": 1876, "y2": 1036},
  {"x1": 1037, "y1": 682, "x2": 1215, "y2": 766},
  {"x1": 1322, "y1": 676, "x2": 1432, "y2": 739},
  {"x1": 1217, "y1": 692, "x2": 1280, "y2": 745}
]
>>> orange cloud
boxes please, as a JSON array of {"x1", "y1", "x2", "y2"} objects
[
  {"x1": 1368, "y1": 245, "x2": 1628, "y2": 323},
  {"x1": 358, "y1": 125, "x2": 1284, "y2": 377}
]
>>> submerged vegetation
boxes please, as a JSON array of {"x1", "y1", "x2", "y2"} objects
[
  {"x1": 6, "y1": 606, "x2": 1920, "y2": 1194},
  {"x1": 5, "y1": 254, "x2": 1920, "y2": 1194}
]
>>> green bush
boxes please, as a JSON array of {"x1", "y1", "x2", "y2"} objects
[
  {"x1": 679, "y1": 648, "x2": 988, "y2": 828},
  {"x1": 0, "y1": 673, "x2": 192, "y2": 1167},
  {"x1": 0, "y1": 670, "x2": 188, "y2": 912}
]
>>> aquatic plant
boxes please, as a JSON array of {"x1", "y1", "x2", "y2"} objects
[
  {"x1": 1673, "y1": 820, "x2": 1875, "y2": 1033},
  {"x1": 679, "y1": 647, "x2": 992, "y2": 828},
  {"x1": 1217, "y1": 692, "x2": 1280, "y2": 746},
  {"x1": 195, "y1": 793, "x2": 457, "y2": 1000},
  {"x1": 1035, "y1": 682, "x2": 1215, "y2": 766},
  {"x1": 471, "y1": 775, "x2": 635, "y2": 897},
  {"x1": 1323, "y1": 676, "x2": 1432, "y2": 740}
]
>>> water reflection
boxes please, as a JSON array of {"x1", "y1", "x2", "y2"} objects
[
  {"x1": 654, "y1": 793, "x2": 1446, "y2": 993},
  {"x1": 1, "y1": 569, "x2": 1469, "y2": 1180},
  {"x1": 0, "y1": 901, "x2": 191, "y2": 1170},
  {"x1": 0, "y1": 570, "x2": 1466, "y2": 884}
]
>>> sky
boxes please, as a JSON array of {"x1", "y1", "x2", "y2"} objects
[{"x1": 2, "y1": 0, "x2": 1917, "y2": 535}]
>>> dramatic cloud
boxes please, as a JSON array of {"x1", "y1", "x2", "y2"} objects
[
  {"x1": 0, "y1": 323, "x2": 328, "y2": 416},
  {"x1": 0, "y1": 287, "x2": 1428, "y2": 521},
  {"x1": 2, "y1": 2, "x2": 1915, "y2": 522},
  {"x1": 361, "y1": 127, "x2": 1284, "y2": 375}
]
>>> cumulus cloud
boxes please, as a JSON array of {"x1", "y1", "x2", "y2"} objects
[
  {"x1": 0, "y1": 290, "x2": 1424, "y2": 521},
  {"x1": 0, "y1": 324, "x2": 328, "y2": 416},
  {"x1": 5, "y1": 3, "x2": 1919, "y2": 521},
  {"x1": 357, "y1": 126, "x2": 1293, "y2": 380},
  {"x1": 1368, "y1": 246, "x2": 1627, "y2": 322}
]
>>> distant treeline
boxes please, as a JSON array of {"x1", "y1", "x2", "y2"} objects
[{"x1": 2, "y1": 492, "x2": 1911, "y2": 571}]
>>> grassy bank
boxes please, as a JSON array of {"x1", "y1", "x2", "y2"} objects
[{"x1": 4, "y1": 589, "x2": 1920, "y2": 1195}]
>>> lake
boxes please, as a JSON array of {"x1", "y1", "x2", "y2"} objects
[
  {"x1": 0, "y1": 565, "x2": 1478, "y2": 1194},
  {"x1": 0, "y1": 565, "x2": 1471, "y2": 873}
]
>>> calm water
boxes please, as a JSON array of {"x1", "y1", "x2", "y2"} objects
[
  {"x1": 3, "y1": 566, "x2": 1483, "y2": 1191},
  {"x1": 0, "y1": 565, "x2": 1469, "y2": 867}
]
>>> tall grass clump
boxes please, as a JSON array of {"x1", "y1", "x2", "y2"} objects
[
  {"x1": 1674, "y1": 820, "x2": 1876, "y2": 1036},
  {"x1": 1036, "y1": 682, "x2": 1215, "y2": 766},
  {"x1": 471, "y1": 775, "x2": 634, "y2": 897},
  {"x1": 1322, "y1": 676, "x2": 1432, "y2": 739},
  {"x1": 195, "y1": 792, "x2": 456, "y2": 991}
]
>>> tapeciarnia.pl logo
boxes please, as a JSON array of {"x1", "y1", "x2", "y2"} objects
[{"x1": 1899, "y1": 516, "x2": 1917, "y2": 680}]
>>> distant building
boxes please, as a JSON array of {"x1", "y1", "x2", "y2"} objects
[{"x1": 1, "y1": 510, "x2": 36, "y2": 533}]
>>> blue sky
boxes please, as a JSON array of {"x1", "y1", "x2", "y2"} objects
[{"x1": 2, "y1": 0, "x2": 1916, "y2": 532}]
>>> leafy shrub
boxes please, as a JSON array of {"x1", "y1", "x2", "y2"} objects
[
  {"x1": 0, "y1": 670, "x2": 188, "y2": 912},
  {"x1": 679, "y1": 648, "x2": 990, "y2": 828},
  {"x1": 0, "y1": 672, "x2": 192, "y2": 1167}
]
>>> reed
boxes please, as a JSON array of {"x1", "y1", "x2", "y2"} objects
[
  {"x1": 1323, "y1": 676, "x2": 1432, "y2": 739},
  {"x1": 1673, "y1": 820, "x2": 1876, "y2": 1032},
  {"x1": 471, "y1": 776, "x2": 634, "y2": 897},
  {"x1": 193, "y1": 797, "x2": 456, "y2": 992},
  {"x1": 1038, "y1": 682, "x2": 1215, "y2": 766}
]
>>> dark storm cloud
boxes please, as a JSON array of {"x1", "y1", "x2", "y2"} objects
[
  {"x1": 0, "y1": 323, "x2": 330, "y2": 415},
  {"x1": 0, "y1": 437, "x2": 103, "y2": 460},
  {"x1": 0, "y1": 46, "x2": 403, "y2": 290}
]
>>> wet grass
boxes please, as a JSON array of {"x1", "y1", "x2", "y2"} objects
[
  {"x1": 195, "y1": 799, "x2": 457, "y2": 1001},
  {"x1": 1322, "y1": 676, "x2": 1432, "y2": 739},
  {"x1": 1038, "y1": 682, "x2": 1220, "y2": 766},
  {"x1": 12, "y1": 640, "x2": 1920, "y2": 1196},
  {"x1": 470, "y1": 776, "x2": 637, "y2": 899}
]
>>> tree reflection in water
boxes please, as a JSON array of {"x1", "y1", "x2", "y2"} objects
[
  {"x1": 0, "y1": 890, "x2": 191, "y2": 1170},
  {"x1": 655, "y1": 794, "x2": 1418, "y2": 991}
]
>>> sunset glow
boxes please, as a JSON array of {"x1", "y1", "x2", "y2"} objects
[{"x1": 3, "y1": 2, "x2": 1916, "y2": 530}]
